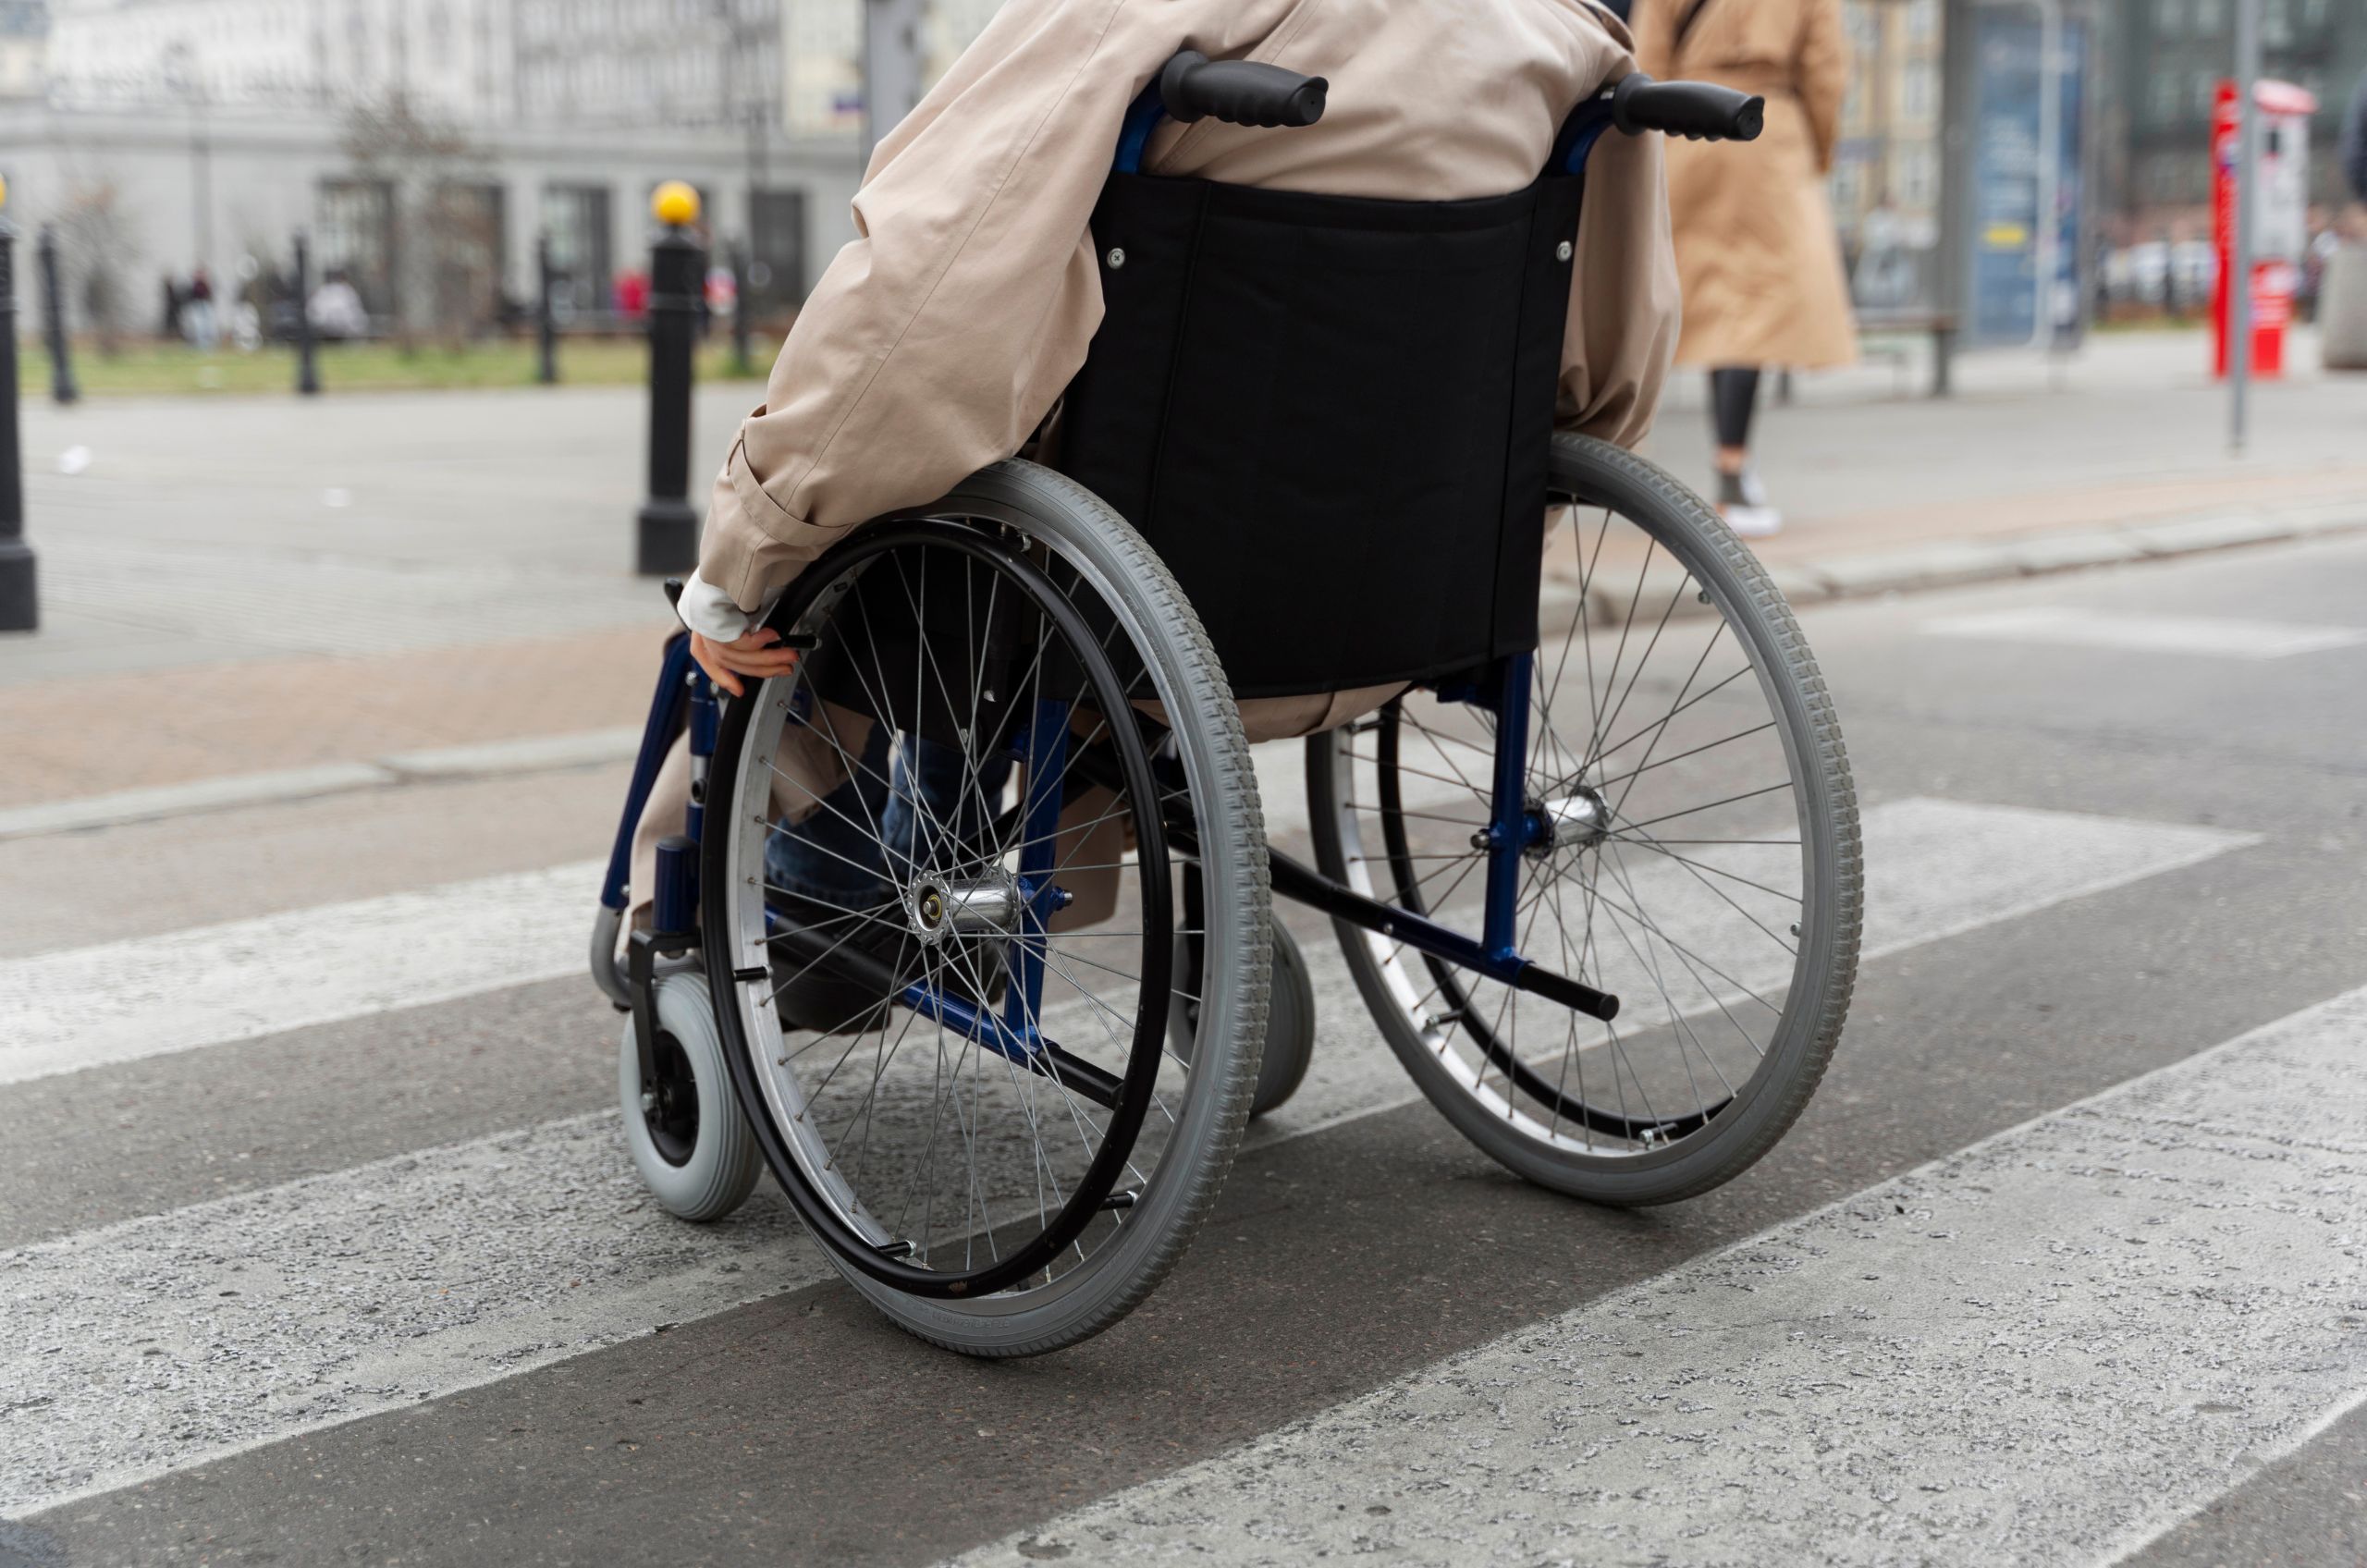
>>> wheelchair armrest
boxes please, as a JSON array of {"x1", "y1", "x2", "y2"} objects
[{"x1": 1159, "y1": 50, "x2": 1327, "y2": 129}]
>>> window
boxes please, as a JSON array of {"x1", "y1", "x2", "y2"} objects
[
  {"x1": 748, "y1": 189, "x2": 808, "y2": 311},
  {"x1": 541, "y1": 183, "x2": 614, "y2": 315},
  {"x1": 316, "y1": 178, "x2": 397, "y2": 318}
]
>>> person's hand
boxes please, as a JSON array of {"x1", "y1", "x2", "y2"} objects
[{"x1": 690, "y1": 627, "x2": 801, "y2": 697}]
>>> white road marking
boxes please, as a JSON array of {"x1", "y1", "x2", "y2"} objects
[
  {"x1": 954, "y1": 983, "x2": 2367, "y2": 1568},
  {"x1": 1250, "y1": 797, "x2": 2256, "y2": 1148},
  {"x1": 0, "y1": 1114, "x2": 834, "y2": 1516},
  {"x1": 0, "y1": 862, "x2": 605, "y2": 1086},
  {"x1": 0, "y1": 800, "x2": 2254, "y2": 1517},
  {"x1": 1921, "y1": 605, "x2": 2367, "y2": 659}
]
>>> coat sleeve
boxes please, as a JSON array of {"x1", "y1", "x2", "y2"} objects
[
  {"x1": 1628, "y1": 0, "x2": 1675, "y2": 79},
  {"x1": 697, "y1": 0, "x2": 1298, "y2": 619},
  {"x1": 1556, "y1": 122, "x2": 1679, "y2": 448},
  {"x1": 1797, "y1": 0, "x2": 1851, "y2": 175}
]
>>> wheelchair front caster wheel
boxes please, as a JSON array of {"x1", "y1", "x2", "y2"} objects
[
  {"x1": 619, "y1": 972, "x2": 762, "y2": 1222},
  {"x1": 1254, "y1": 921, "x2": 1318, "y2": 1117},
  {"x1": 1171, "y1": 922, "x2": 1316, "y2": 1119}
]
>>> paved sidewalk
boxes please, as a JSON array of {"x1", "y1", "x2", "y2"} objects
[{"x1": 1, "y1": 325, "x2": 2361, "y2": 818}]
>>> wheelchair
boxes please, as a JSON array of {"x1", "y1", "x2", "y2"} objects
[{"x1": 590, "y1": 56, "x2": 1861, "y2": 1356}]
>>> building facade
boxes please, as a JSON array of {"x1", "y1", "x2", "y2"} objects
[
  {"x1": 3, "y1": 0, "x2": 862, "y2": 337},
  {"x1": 2099, "y1": 0, "x2": 2367, "y2": 239},
  {"x1": 1833, "y1": 0, "x2": 1947, "y2": 312}
]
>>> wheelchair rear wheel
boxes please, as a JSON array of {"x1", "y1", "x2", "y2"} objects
[
  {"x1": 702, "y1": 461, "x2": 1270, "y2": 1355},
  {"x1": 1307, "y1": 435, "x2": 1861, "y2": 1207}
]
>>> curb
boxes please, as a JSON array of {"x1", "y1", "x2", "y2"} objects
[
  {"x1": 12, "y1": 501, "x2": 2362, "y2": 844},
  {"x1": 1575, "y1": 498, "x2": 2367, "y2": 622},
  {"x1": 0, "y1": 728, "x2": 642, "y2": 842}
]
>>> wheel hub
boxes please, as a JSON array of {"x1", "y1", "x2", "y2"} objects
[
  {"x1": 908, "y1": 873, "x2": 1024, "y2": 946},
  {"x1": 643, "y1": 1031, "x2": 700, "y2": 1167},
  {"x1": 1529, "y1": 784, "x2": 1613, "y2": 856}
]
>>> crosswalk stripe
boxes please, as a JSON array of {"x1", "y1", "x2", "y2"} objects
[
  {"x1": 0, "y1": 861, "x2": 605, "y2": 1088},
  {"x1": 1250, "y1": 797, "x2": 2255, "y2": 1146},
  {"x1": 0, "y1": 1114, "x2": 834, "y2": 1516},
  {"x1": 1920, "y1": 605, "x2": 2367, "y2": 659},
  {"x1": 952, "y1": 982, "x2": 2367, "y2": 1567},
  {"x1": 0, "y1": 798, "x2": 2254, "y2": 1518}
]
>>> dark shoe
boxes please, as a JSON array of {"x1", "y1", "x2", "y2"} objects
[
  {"x1": 768, "y1": 888, "x2": 1016, "y2": 1035},
  {"x1": 768, "y1": 891, "x2": 913, "y2": 1035}
]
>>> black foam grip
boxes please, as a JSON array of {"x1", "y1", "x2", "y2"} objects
[
  {"x1": 1610, "y1": 73, "x2": 1765, "y2": 142},
  {"x1": 1159, "y1": 50, "x2": 1328, "y2": 129}
]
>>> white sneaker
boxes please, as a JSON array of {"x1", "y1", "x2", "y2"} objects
[
  {"x1": 1714, "y1": 471, "x2": 1783, "y2": 537},
  {"x1": 1722, "y1": 502, "x2": 1784, "y2": 538}
]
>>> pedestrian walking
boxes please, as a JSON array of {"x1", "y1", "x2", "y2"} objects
[
  {"x1": 1634, "y1": 0, "x2": 1855, "y2": 537},
  {"x1": 184, "y1": 266, "x2": 219, "y2": 352}
]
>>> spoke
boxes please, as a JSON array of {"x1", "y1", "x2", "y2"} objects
[
  {"x1": 1579, "y1": 537, "x2": 1657, "y2": 767},
  {"x1": 1590, "y1": 662, "x2": 1753, "y2": 767},
  {"x1": 1613, "y1": 816, "x2": 1801, "y2": 954},
  {"x1": 1603, "y1": 829, "x2": 1803, "y2": 905},
  {"x1": 1596, "y1": 638, "x2": 1740, "y2": 810},
  {"x1": 1595, "y1": 848, "x2": 1726, "y2": 1109},
  {"x1": 1616, "y1": 779, "x2": 1797, "y2": 835},
  {"x1": 1590, "y1": 715, "x2": 1780, "y2": 800},
  {"x1": 1582, "y1": 878, "x2": 1783, "y2": 1017},
  {"x1": 1587, "y1": 566, "x2": 1696, "y2": 783}
]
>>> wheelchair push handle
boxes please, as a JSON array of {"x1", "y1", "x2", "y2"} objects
[
  {"x1": 1611, "y1": 73, "x2": 1764, "y2": 142},
  {"x1": 1159, "y1": 50, "x2": 1328, "y2": 129}
]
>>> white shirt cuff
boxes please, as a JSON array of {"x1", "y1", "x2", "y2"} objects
[{"x1": 677, "y1": 569, "x2": 754, "y2": 642}]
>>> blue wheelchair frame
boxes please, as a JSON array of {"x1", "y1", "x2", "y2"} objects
[{"x1": 591, "y1": 85, "x2": 1628, "y2": 1089}]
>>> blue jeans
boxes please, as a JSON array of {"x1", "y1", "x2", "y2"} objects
[{"x1": 765, "y1": 729, "x2": 1012, "y2": 910}]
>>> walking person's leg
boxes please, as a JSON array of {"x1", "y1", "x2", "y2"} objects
[{"x1": 1709, "y1": 366, "x2": 1781, "y2": 537}]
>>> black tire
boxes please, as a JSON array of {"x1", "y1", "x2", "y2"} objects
[
  {"x1": 1307, "y1": 434, "x2": 1860, "y2": 1207},
  {"x1": 702, "y1": 460, "x2": 1270, "y2": 1355}
]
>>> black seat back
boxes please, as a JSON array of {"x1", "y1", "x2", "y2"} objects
[{"x1": 1057, "y1": 170, "x2": 1585, "y2": 698}]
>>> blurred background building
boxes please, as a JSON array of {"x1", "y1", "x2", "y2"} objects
[
  {"x1": 0, "y1": 0, "x2": 863, "y2": 343},
  {"x1": 0, "y1": 0, "x2": 2361, "y2": 350}
]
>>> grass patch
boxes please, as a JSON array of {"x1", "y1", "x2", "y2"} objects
[{"x1": 25, "y1": 337, "x2": 769, "y2": 397}]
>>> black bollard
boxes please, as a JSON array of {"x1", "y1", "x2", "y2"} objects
[
  {"x1": 535, "y1": 229, "x2": 558, "y2": 386},
  {"x1": 37, "y1": 225, "x2": 77, "y2": 407},
  {"x1": 0, "y1": 222, "x2": 36, "y2": 631},
  {"x1": 634, "y1": 187, "x2": 704, "y2": 575},
  {"x1": 292, "y1": 228, "x2": 320, "y2": 396},
  {"x1": 729, "y1": 239, "x2": 753, "y2": 378}
]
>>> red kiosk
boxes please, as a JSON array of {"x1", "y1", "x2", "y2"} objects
[{"x1": 2213, "y1": 78, "x2": 2318, "y2": 380}]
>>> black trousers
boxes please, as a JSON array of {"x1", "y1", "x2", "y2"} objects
[{"x1": 1711, "y1": 366, "x2": 1761, "y2": 450}]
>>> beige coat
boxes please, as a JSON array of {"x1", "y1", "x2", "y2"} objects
[
  {"x1": 1635, "y1": 0, "x2": 1857, "y2": 369},
  {"x1": 632, "y1": 0, "x2": 1683, "y2": 917}
]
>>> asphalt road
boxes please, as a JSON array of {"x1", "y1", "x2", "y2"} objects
[{"x1": 4, "y1": 533, "x2": 2365, "y2": 1567}]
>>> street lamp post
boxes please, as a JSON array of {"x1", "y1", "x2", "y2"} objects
[
  {"x1": 729, "y1": 238, "x2": 753, "y2": 377},
  {"x1": 2228, "y1": 0, "x2": 2261, "y2": 452},
  {"x1": 0, "y1": 199, "x2": 36, "y2": 633},
  {"x1": 292, "y1": 229, "x2": 320, "y2": 396},
  {"x1": 635, "y1": 182, "x2": 705, "y2": 576},
  {"x1": 37, "y1": 225, "x2": 78, "y2": 407},
  {"x1": 535, "y1": 228, "x2": 558, "y2": 386}
]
